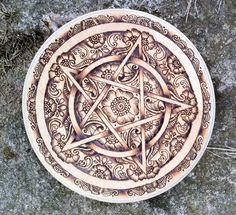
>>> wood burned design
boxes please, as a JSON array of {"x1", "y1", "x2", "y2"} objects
[{"x1": 23, "y1": 9, "x2": 215, "y2": 202}]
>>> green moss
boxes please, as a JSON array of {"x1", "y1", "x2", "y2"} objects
[
  {"x1": 2, "y1": 146, "x2": 18, "y2": 160},
  {"x1": 0, "y1": 3, "x2": 19, "y2": 23},
  {"x1": 148, "y1": 192, "x2": 170, "y2": 211},
  {"x1": 0, "y1": 4, "x2": 45, "y2": 144},
  {"x1": 187, "y1": 201, "x2": 197, "y2": 214},
  {"x1": 0, "y1": 4, "x2": 45, "y2": 73}
]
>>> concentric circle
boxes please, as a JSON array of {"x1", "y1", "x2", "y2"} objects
[{"x1": 22, "y1": 9, "x2": 215, "y2": 203}]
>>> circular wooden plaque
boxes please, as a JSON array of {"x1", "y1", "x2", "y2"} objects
[{"x1": 22, "y1": 9, "x2": 215, "y2": 203}]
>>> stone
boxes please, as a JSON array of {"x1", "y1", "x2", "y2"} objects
[{"x1": 0, "y1": 0, "x2": 235, "y2": 214}]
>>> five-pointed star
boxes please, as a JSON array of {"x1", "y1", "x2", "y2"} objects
[{"x1": 58, "y1": 35, "x2": 192, "y2": 173}]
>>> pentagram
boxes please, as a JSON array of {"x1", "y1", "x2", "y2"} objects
[
  {"x1": 23, "y1": 9, "x2": 215, "y2": 203},
  {"x1": 60, "y1": 35, "x2": 192, "y2": 173}
]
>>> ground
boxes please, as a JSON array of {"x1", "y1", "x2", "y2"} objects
[{"x1": 0, "y1": 0, "x2": 235, "y2": 214}]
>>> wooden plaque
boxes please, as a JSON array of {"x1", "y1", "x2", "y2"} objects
[{"x1": 22, "y1": 9, "x2": 215, "y2": 203}]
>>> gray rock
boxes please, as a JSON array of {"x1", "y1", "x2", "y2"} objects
[{"x1": 0, "y1": 0, "x2": 235, "y2": 214}]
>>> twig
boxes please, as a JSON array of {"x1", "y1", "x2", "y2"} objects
[
  {"x1": 193, "y1": 0, "x2": 199, "y2": 16},
  {"x1": 207, "y1": 150, "x2": 232, "y2": 160},
  {"x1": 185, "y1": 0, "x2": 193, "y2": 23},
  {"x1": 207, "y1": 146, "x2": 236, "y2": 152},
  {"x1": 216, "y1": 0, "x2": 224, "y2": 14},
  {"x1": 207, "y1": 145, "x2": 236, "y2": 160},
  {"x1": 185, "y1": 0, "x2": 199, "y2": 23}
]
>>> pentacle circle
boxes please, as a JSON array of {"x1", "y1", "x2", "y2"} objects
[
  {"x1": 69, "y1": 55, "x2": 172, "y2": 158},
  {"x1": 22, "y1": 9, "x2": 215, "y2": 203}
]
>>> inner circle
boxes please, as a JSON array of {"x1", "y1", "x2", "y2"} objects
[{"x1": 69, "y1": 56, "x2": 172, "y2": 157}]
